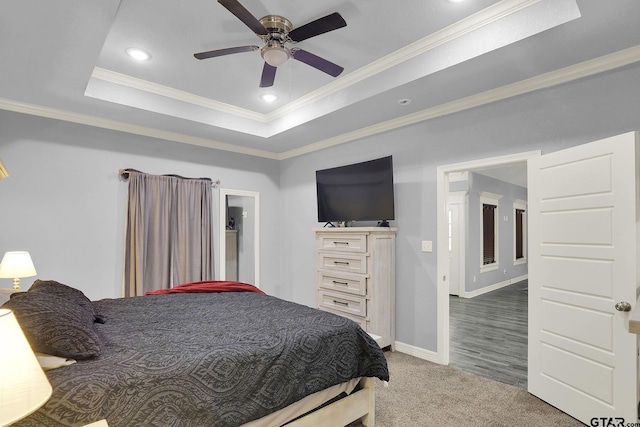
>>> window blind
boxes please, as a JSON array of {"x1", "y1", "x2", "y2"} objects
[
  {"x1": 483, "y1": 203, "x2": 496, "y2": 265},
  {"x1": 515, "y1": 208, "x2": 524, "y2": 259}
]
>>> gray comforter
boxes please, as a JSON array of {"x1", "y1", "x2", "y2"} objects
[{"x1": 17, "y1": 292, "x2": 389, "y2": 427}]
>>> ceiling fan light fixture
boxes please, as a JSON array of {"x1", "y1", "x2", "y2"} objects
[
  {"x1": 261, "y1": 42, "x2": 290, "y2": 67},
  {"x1": 195, "y1": 6, "x2": 347, "y2": 87}
]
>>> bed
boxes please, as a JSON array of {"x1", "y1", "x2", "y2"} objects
[{"x1": 2, "y1": 280, "x2": 389, "y2": 427}]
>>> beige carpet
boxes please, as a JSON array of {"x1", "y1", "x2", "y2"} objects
[{"x1": 348, "y1": 351, "x2": 584, "y2": 427}]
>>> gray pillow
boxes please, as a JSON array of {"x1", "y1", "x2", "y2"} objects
[
  {"x1": 28, "y1": 279, "x2": 104, "y2": 323},
  {"x1": 1, "y1": 291, "x2": 102, "y2": 359}
]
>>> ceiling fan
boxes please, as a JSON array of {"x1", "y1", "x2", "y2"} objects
[{"x1": 194, "y1": 0, "x2": 347, "y2": 88}]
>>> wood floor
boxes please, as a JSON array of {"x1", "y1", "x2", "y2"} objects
[{"x1": 449, "y1": 280, "x2": 528, "y2": 389}]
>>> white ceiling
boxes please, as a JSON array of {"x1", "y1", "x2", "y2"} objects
[{"x1": 1, "y1": 0, "x2": 639, "y2": 159}]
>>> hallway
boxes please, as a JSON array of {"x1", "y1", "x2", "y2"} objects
[{"x1": 449, "y1": 280, "x2": 528, "y2": 389}]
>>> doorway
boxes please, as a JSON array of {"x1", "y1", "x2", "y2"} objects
[
  {"x1": 435, "y1": 150, "x2": 539, "y2": 369},
  {"x1": 446, "y1": 166, "x2": 529, "y2": 387}
]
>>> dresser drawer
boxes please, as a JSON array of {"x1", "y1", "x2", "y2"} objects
[
  {"x1": 317, "y1": 271, "x2": 367, "y2": 296},
  {"x1": 317, "y1": 253, "x2": 367, "y2": 274},
  {"x1": 316, "y1": 233, "x2": 367, "y2": 253},
  {"x1": 318, "y1": 290, "x2": 367, "y2": 317},
  {"x1": 319, "y1": 307, "x2": 367, "y2": 330}
]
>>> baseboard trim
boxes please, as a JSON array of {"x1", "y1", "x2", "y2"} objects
[
  {"x1": 461, "y1": 274, "x2": 528, "y2": 298},
  {"x1": 395, "y1": 341, "x2": 442, "y2": 364}
]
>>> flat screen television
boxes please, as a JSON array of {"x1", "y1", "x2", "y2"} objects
[{"x1": 316, "y1": 156, "x2": 395, "y2": 226}]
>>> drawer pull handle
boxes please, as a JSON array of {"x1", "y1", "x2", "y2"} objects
[
  {"x1": 332, "y1": 280, "x2": 349, "y2": 286},
  {"x1": 333, "y1": 261, "x2": 350, "y2": 265},
  {"x1": 334, "y1": 241, "x2": 349, "y2": 245},
  {"x1": 333, "y1": 300, "x2": 349, "y2": 307}
]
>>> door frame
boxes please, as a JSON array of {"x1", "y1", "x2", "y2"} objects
[
  {"x1": 435, "y1": 150, "x2": 540, "y2": 365},
  {"x1": 218, "y1": 188, "x2": 260, "y2": 288}
]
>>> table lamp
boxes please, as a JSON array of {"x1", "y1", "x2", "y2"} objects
[
  {"x1": 0, "y1": 252, "x2": 37, "y2": 290},
  {"x1": 0, "y1": 309, "x2": 52, "y2": 426}
]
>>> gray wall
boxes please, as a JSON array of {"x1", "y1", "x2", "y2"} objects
[
  {"x1": 1, "y1": 62, "x2": 639, "y2": 354},
  {"x1": 279, "y1": 62, "x2": 640, "y2": 352},
  {"x1": 0, "y1": 112, "x2": 281, "y2": 300},
  {"x1": 465, "y1": 172, "x2": 528, "y2": 293}
]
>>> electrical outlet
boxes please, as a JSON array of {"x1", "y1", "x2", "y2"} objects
[
  {"x1": 242, "y1": 211, "x2": 248, "y2": 218},
  {"x1": 504, "y1": 269, "x2": 507, "y2": 275},
  {"x1": 421, "y1": 240, "x2": 432, "y2": 252}
]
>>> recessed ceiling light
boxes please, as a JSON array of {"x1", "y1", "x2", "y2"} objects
[
  {"x1": 260, "y1": 94, "x2": 278, "y2": 103},
  {"x1": 397, "y1": 98, "x2": 412, "y2": 106},
  {"x1": 447, "y1": 0, "x2": 466, "y2": 3},
  {"x1": 126, "y1": 47, "x2": 151, "y2": 61}
]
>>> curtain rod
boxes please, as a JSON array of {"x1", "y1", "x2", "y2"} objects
[{"x1": 118, "y1": 169, "x2": 221, "y2": 188}]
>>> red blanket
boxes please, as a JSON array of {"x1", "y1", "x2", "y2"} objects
[{"x1": 145, "y1": 281, "x2": 265, "y2": 296}]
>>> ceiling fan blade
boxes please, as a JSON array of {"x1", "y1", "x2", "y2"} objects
[
  {"x1": 288, "y1": 12, "x2": 346, "y2": 42},
  {"x1": 218, "y1": 0, "x2": 268, "y2": 36},
  {"x1": 292, "y1": 49, "x2": 344, "y2": 77},
  {"x1": 259, "y1": 63, "x2": 277, "y2": 87},
  {"x1": 194, "y1": 45, "x2": 259, "y2": 60}
]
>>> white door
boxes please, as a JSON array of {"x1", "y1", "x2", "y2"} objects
[
  {"x1": 448, "y1": 204, "x2": 461, "y2": 295},
  {"x1": 447, "y1": 191, "x2": 467, "y2": 296},
  {"x1": 528, "y1": 132, "x2": 639, "y2": 424}
]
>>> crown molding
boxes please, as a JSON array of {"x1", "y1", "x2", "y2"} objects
[
  {"x1": 89, "y1": 0, "x2": 542, "y2": 128},
  {"x1": 267, "y1": 0, "x2": 540, "y2": 122},
  {"x1": 279, "y1": 45, "x2": 640, "y2": 159},
  {"x1": 1, "y1": 45, "x2": 638, "y2": 161},
  {"x1": 0, "y1": 98, "x2": 280, "y2": 160},
  {"x1": 90, "y1": 67, "x2": 267, "y2": 123}
]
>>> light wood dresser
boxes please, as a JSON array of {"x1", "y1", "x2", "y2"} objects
[{"x1": 315, "y1": 227, "x2": 396, "y2": 350}]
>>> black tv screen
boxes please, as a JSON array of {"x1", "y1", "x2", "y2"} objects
[{"x1": 316, "y1": 156, "x2": 395, "y2": 224}]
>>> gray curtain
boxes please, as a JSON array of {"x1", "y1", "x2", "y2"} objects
[{"x1": 124, "y1": 170, "x2": 213, "y2": 296}]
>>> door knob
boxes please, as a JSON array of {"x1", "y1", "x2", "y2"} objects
[{"x1": 615, "y1": 301, "x2": 632, "y2": 312}]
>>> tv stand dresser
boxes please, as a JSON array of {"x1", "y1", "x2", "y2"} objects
[{"x1": 315, "y1": 227, "x2": 396, "y2": 350}]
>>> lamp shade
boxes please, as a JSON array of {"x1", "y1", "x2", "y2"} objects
[
  {"x1": 0, "y1": 309, "x2": 52, "y2": 426},
  {"x1": 0, "y1": 251, "x2": 37, "y2": 279}
]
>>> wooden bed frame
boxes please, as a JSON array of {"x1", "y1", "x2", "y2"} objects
[
  {"x1": 287, "y1": 377, "x2": 376, "y2": 427},
  {"x1": 84, "y1": 378, "x2": 376, "y2": 427}
]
